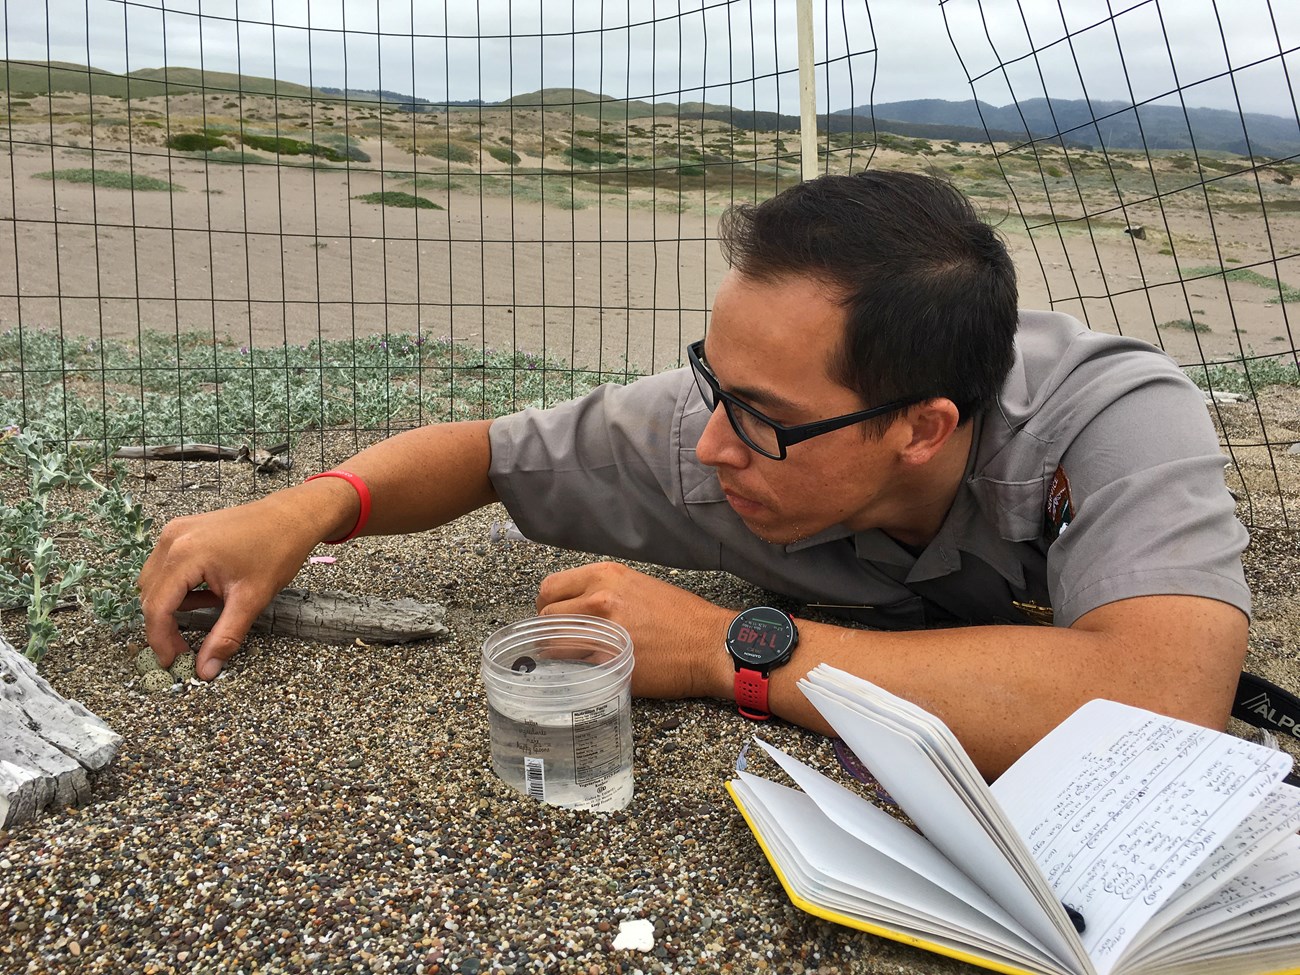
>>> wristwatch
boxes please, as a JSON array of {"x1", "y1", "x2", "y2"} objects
[{"x1": 726, "y1": 606, "x2": 799, "y2": 721}]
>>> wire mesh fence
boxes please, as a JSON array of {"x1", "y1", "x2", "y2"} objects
[{"x1": 1, "y1": 0, "x2": 1297, "y2": 527}]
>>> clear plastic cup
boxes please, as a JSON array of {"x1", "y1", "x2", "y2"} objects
[{"x1": 480, "y1": 615, "x2": 634, "y2": 811}]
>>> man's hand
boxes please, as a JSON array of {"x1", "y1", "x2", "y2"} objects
[
  {"x1": 138, "y1": 491, "x2": 342, "y2": 679},
  {"x1": 137, "y1": 419, "x2": 498, "y2": 681},
  {"x1": 535, "y1": 562, "x2": 734, "y2": 700}
]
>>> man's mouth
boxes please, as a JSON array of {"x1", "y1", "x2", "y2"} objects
[{"x1": 721, "y1": 486, "x2": 765, "y2": 517}]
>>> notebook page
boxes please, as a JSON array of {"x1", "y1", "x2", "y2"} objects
[
  {"x1": 800, "y1": 678, "x2": 1084, "y2": 969},
  {"x1": 753, "y1": 737, "x2": 1050, "y2": 950},
  {"x1": 991, "y1": 700, "x2": 1293, "y2": 975},
  {"x1": 732, "y1": 773, "x2": 1071, "y2": 975}
]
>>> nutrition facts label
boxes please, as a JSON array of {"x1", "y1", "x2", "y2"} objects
[{"x1": 572, "y1": 695, "x2": 623, "y2": 786}]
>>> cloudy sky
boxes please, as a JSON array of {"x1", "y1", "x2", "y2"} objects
[{"x1": 4, "y1": 0, "x2": 1297, "y2": 117}]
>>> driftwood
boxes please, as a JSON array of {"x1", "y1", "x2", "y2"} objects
[
  {"x1": 112, "y1": 442, "x2": 292, "y2": 473},
  {"x1": 174, "y1": 588, "x2": 450, "y2": 646},
  {"x1": 0, "y1": 633, "x2": 122, "y2": 829}
]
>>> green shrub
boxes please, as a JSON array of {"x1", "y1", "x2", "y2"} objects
[
  {"x1": 1182, "y1": 266, "x2": 1300, "y2": 304},
  {"x1": 423, "y1": 141, "x2": 476, "y2": 163},
  {"x1": 567, "y1": 146, "x2": 625, "y2": 166},
  {"x1": 238, "y1": 132, "x2": 367, "y2": 162},
  {"x1": 167, "y1": 132, "x2": 228, "y2": 151},
  {"x1": 36, "y1": 169, "x2": 178, "y2": 191},
  {"x1": 353, "y1": 191, "x2": 443, "y2": 209},
  {"x1": 489, "y1": 145, "x2": 521, "y2": 165}
]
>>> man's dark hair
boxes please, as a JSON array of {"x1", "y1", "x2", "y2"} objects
[{"x1": 718, "y1": 170, "x2": 1018, "y2": 429}]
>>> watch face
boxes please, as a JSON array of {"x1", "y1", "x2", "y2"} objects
[{"x1": 727, "y1": 606, "x2": 798, "y2": 668}]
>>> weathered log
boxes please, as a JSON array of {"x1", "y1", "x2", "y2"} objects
[
  {"x1": 0, "y1": 633, "x2": 122, "y2": 829},
  {"x1": 112, "y1": 442, "x2": 291, "y2": 473},
  {"x1": 173, "y1": 588, "x2": 450, "y2": 646}
]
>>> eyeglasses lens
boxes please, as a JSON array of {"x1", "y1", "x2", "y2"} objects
[{"x1": 690, "y1": 343, "x2": 782, "y2": 459}]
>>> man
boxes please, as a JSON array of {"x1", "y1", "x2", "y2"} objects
[{"x1": 139, "y1": 171, "x2": 1250, "y2": 778}]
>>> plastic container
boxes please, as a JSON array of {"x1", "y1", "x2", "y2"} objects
[{"x1": 480, "y1": 615, "x2": 635, "y2": 811}]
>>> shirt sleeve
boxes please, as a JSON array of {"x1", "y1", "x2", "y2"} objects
[
  {"x1": 1047, "y1": 368, "x2": 1250, "y2": 627},
  {"x1": 487, "y1": 369, "x2": 725, "y2": 569}
]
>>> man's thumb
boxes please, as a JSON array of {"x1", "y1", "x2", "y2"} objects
[{"x1": 196, "y1": 609, "x2": 253, "y2": 680}]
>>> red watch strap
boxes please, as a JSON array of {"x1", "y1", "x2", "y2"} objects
[{"x1": 735, "y1": 668, "x2": 771, "y2": 721}]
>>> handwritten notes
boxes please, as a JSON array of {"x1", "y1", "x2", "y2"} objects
[{"x1": 992, "y1": 701, "x2": 1293, "y2": 975}]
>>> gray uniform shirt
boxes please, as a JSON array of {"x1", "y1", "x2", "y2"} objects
[{"x1": 488, "y1": 310, "x2": 1250, "y2": 630}]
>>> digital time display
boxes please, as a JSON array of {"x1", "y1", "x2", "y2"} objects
[{"x1": 726, "y1": 607, "x2": 797, "y2": 668}]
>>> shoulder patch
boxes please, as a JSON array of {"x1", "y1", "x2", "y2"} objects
[{"x1": 1044, "y1": 464, "x2": 1074, "y2": 542}]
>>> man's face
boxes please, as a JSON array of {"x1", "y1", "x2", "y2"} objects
[{"x1": 694, "y1": 271, "x2": 907, "y2": 544}]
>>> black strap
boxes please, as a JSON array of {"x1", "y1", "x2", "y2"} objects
[{"x1": 1232, "y1": 672, "x2": 1300, "y2": 788}]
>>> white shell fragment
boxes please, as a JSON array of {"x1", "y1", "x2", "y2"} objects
[{"x1": 612, "y1": 918, "x2": 655, "y2": 952}]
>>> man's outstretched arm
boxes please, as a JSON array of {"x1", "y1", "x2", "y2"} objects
[
  {"x1": 139, "y1": 420, "x2": 498, "y2": 678},
  {"x1": 536, "y1": 562, "x2": 1248, "y2": 780}
]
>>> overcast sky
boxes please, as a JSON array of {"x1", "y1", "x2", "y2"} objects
[{"x1": 4, "y1": 0, "x2": 1297, "y2": 117}]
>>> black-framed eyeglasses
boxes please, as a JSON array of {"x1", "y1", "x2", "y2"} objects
[{"x1": 687, "y1": 340, "x2": 926, "y2": 461}]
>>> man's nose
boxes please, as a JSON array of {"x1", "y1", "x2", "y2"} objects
[{"x1": 695, "y1": 402, "x2": 751, "y2": 469}]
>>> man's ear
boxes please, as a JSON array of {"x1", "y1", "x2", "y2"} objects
[{"x1": 896, "y1": 398, "x2": 962, "y2": 466}]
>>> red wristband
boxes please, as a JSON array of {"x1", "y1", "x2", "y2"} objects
[{"x1": 306, "y1": 470, "x2": 372, "y2": 544}]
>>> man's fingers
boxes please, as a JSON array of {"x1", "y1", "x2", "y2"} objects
[
  {"x1": 140, "y1": 574, "x2": 203, "y2": 669},
  {"x1": 178, "y1": 590, "x2": 224, "y2": 611},
  {"x1": 193, "y1": 589, "x2": 264, "y2": 680},
  {"x1": 536, "y1": 562, "x2": 624, "y2": 612}
]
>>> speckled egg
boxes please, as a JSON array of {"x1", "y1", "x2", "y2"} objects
[
  {"x1": 139, "y1": 668, "x2": 175, "y2": 693},
  {"x1": 169, "y1": 652, "x2": 196, "y2": 682},
  {"x1": 133, "y1": 651, "x2": 162, "y2": 675}
]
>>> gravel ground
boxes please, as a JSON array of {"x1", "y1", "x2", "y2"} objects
[{"x1": 2, "y1": 429, "x2": 1299, "y2": 975}]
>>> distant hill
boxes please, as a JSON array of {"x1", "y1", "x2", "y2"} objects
[
  {"x1": 7, "y1": 61, "x2": 1296, "y2": 156},
  {"x1": 838, "y1": 97, "x2": 1300, "y2": 157},
  {"x1": 1, "y1": 59, "x2": 322, "y2": 100},
  {"x1": 315, "y1": 87, "x2": 488, "y2": 111},
  {"x1": 500, "y1": 88, "x2": 736, "y2": 122}
]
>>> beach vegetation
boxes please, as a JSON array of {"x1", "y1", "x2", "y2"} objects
[
  {"x1": 567, "y1": 146, "x2": 625, "y2": 166},
  {"x1": 1182, "y1": 266, "x2": 1300, "y2": 304},
  {"x1": 0, "y1": 325, "x2": 644, "y2": 663},
  {"x1": 35, "y1": 168, "x2": 178, "y2": 191},
  {"x1": 0, "y1": 429, "x2": 152, "y2": 662},
  {"x1": 1162, "y1": 318, "x2": 1212, "y2": 332},
  {"x1": 166, "y1": 131, "x2": 228, "y2": 151},
  {"x1": 421, "y1": 141, "x2": 477, "y2": 163},
  {"x1": 1184, "y1": 354, "x2": 1300, "y2": 394},
  {"x1": 353, "y1": 191, "x2": 443, "y2": 209}
]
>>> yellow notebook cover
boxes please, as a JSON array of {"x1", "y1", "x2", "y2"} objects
[{"x1": 725, "y1": 780, "x2": 1300, "y2": 975}]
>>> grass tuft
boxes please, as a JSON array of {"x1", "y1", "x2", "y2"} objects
[
  {"x1": 35, "y1": 168, "x2": 179, "y2": 191},
  {"x1": 1181, "y1": 266, "x2": 1300, "y2": 304},
  {"x1": 353, "y1": 191, "x2": 443, "y2": 209}
]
